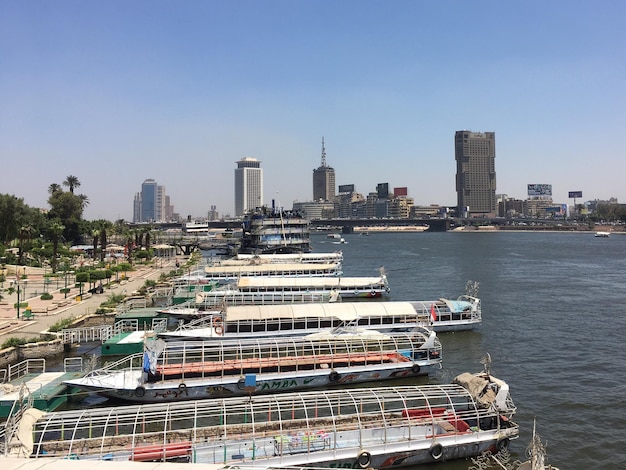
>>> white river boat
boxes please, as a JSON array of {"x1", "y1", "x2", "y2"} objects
[
  {"x1": 193, "y1": 269, "x2": 390, "y2": 307},
  {"x1": 64, "y1": 330, "x2": 442, "y2": 403},
  {"x1": 159, "y1": 296, "x2": 480, "y2": 341},
  {"x1": 18, "y1": 369, "x2": 519, "y2": 467}
]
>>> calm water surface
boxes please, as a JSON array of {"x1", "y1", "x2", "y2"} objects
[{"x1": 313, "y1": 231, "x2": 626, "y2": 470}]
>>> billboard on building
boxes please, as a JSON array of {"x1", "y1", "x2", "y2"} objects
[
  {"x1": 568, "y1": 191, "x2": 583, "y2": 198},
  {"x1": 527, "y1": 184, "x2": 552, "y2": 196},
  {"x1": 338, "y1": 184, "x2": 355, "y2": 194},
  {"x1": 394, "y1": 187, "x2": 408, "y2": 197}
]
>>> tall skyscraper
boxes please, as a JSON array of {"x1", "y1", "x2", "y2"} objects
[
  {"x1": 313, "y1": 137, "x2": 336, "y2": 202},
  {"x1": 455, "y1": 131, "x2": 496, "y2": 217},
  {"x1": 133, "y1": 179, "x2": 173, "y2": 222},
  {"x1": 235, "y1": 157, "x2": 263, "y2": 216}
]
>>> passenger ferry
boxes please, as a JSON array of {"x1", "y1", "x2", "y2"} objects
[
  {"x1": 159, "y1": 295, "x2": 480, "y2": 341},
  {"x1": 240, "y1": 206, "x2": 311, "y2": 254},
  {"x1": 23, "y1": 367, "x2": 518, "y2": 467},
  {"x1": 64, "y1": 330, "x2": 442, "y2": 403},
  {"x1": 193, "y1": 269, "x2": 390, "y2": 307}
]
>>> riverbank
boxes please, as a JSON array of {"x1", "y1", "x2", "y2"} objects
[{"x1": 0, "y1": 258, "x2": 181, "y2": 344}]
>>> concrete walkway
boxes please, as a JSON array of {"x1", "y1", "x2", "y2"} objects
[{"x1": 0, "y1": 259, "x2": 181, "y2": 343}]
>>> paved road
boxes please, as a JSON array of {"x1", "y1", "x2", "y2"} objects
[{"x1": 0, "y1": 259, "x2": 180, "y2": 342}]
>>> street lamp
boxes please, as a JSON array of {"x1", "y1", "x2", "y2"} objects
[{"x1": 15, "y1": 279, "x2": 20, "y2": 320}]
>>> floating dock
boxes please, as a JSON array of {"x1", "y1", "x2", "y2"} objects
[{"x1": 0, "y1": 359, "x2": 84, "y2": 418}]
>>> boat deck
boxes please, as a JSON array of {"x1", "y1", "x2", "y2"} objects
[
  {"x1": 0, "y1": 370, "x2": 84, "y2": 417},
  {"x1": 152, "y1": 351, "x2": 411, "y2": 379},
  {"x1": 101, "y1": 331, "x2": 149, "y2": 356}
]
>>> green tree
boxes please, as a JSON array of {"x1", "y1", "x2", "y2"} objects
[
  {"x1": 18, "y1": 224, "x2": 34, "y2": 265},
  {"x1": 0, "y1": 194, "x2": 29, "y2": 244},
  {"x1": 95, "y1": 220, "x2": 113, "y2": 262},
  {"x1": 48, "y1": 190, "x2": 84, "y2": 244},
  {"x1": 47, "y1": 220, "x2": 65, "y2": 273},
  {"x1": 63, "y1": 175, "x2": 81, "y2": 194},
  {"x1": 48, "y1": 183, "x2": 62, "y2": 195},
  {"x1": 91, "y1": 226, "x2": 100, "y2": 262}
]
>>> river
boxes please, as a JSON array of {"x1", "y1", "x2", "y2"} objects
[
  {"x1": 311, "y1": 230, "x2": 626, "y2": 470},
  {"x1": 55, "y1": 231, "x2": 625, "y2": 469}
]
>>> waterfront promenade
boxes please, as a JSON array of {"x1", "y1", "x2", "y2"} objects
[{"x1": 0, "y1": 258, "x2": 180, "y2": 343}]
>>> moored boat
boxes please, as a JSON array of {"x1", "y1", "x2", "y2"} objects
[
  {"x1": 194, "y1": 269, "x2": 390, "y2": 307},
  {"x1": 236, "y1": 250, "x2": 343, "y2": 264},
  {"x1": 200, "y1": 260, "x2": 343, "y2": 283},
  {"x1": 25, "y1": 367, "x2": 518, "y2": 467},
  {"x1": 240, "y1": 206, "x2": 311, "y2": 254},
  {"x1": 64, "y1": 331, "x2": 442, "y2": 403},
  {"x1": 159, "y1": 296, "x2": 480, "y2": 341}
]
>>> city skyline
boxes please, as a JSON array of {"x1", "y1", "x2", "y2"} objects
[{"x1": 2, "y1": 2, "x2": 625, "y2": 221}]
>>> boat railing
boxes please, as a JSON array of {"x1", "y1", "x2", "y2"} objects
[
  {"x1": 142, "y1": 333, "x2": 442, "y2": 381},
  {"x1": 409, "y1": 297, "x2": 481, "y2": 323},
  {"x1": 7, "y1": 358, "x2": 46, "y2": 382},
  {"x1": 93, "y1": 352, "x2": 144, "y2": 374}
]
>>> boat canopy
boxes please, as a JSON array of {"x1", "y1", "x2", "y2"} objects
[
  {"x1": 440, "y1": 299, "x2": 474, "y2": 313},
  {"x1": 21, "y1": 378, "x2": 515, "y2": 462},
  {"x1": 225, "y1": 301, "x2": 418, "y2": 322},
  {"x1": 204, "y1": 262, "x2": 340, "y2": 275},
  {"x1": 236, "y1": 276, "x2": 385, "y2": 289}
]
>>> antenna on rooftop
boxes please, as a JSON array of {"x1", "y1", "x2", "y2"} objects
[{"x1": 321, "y1": 136, "x2": 327, "y2": 167}]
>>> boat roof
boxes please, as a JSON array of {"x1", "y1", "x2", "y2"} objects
[
  {"x1": 236, "y1": 251, "x2": 342, "y2": 261},
  {"x1": 236, "y1": 276, "x2": 385, "y2": 289},
  {"x1": 204, "y1": 262, "x2": 339, "y2": 275},
  {"x1": 225, "y1": 301, "x2": 417, "y2": 322}
]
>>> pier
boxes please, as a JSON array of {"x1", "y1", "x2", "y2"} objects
[{"x1": 0, "y1": 358, "x2": 84, "y2": 418}]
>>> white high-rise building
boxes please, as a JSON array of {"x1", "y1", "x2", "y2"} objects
[{"x1": 234, "y1": 157, "x2": 263, "y2": 216}]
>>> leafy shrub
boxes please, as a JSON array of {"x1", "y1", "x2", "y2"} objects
[
  {"x1": 48, "y1": 316, "x2": 76, "y2": 333},
  {"x1": 40, "y1": 292, "x2": 53, "y2": 300}
]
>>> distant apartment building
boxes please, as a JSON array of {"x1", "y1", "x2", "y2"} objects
[
  {"x1": 312, "y1": 137, "x2": 336, "y2": 202},
  {"x1": 388, "y1": 196, "x2": 414, "y2": 218},
  {"x1": 292, "y1": 201, "x2": 336, "y2": 220},
  {"x1": 133, "y1": 179, "x2": 175, "y2": 223},
  {"x1": 455, "y1": 131, "x2": 497, "y2": 217},
  {"x1": 235, "y1": 157, "x2": 263, "y2": 217}
]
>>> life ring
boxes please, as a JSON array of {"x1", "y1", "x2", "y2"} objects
[
  {"x1": 212, "y1": 316, "x2": 224, "y2": 335},
  {"x1": 178, "y1": 383, "x2": 187, "y2": 394},
  {"x1": 429, "y1": 442, "x2": 443, "y2": 460},
  {"x1": 237, "y1": 378, "x2": 246, "y2": 390},
  {"x1": 135, "y1": 386, "x2": 146, "y2": 398},
  {"x1": 354, "y1": 290, "x2": 360, "y2": 296},
  {"x1": 329, "y1": 371, "x2": 341, "y2": 382},
  {"x1": 412, "y1": 364, "x2": 421, "y2": 374},
  {"x1": 496, "y1": 437, "x2": 510, "y2": 452},
  {"x1": 369, "y1": 290, "x2": 376, "y2": 297},
  {"x1": 357, "y1": 450, "x2": 372, "y2": 468}
]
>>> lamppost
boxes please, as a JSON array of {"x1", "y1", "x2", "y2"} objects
[
  {"x1": 15, "y1": 277, "x2": 21, "y2": 320},
  {"x1": 64, "y1": 269, "x2": 68, "y2": 299}
]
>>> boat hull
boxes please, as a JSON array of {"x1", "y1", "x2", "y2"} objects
[{"x1": 65, "y1": 362, "x2": 436, "y2": 403}]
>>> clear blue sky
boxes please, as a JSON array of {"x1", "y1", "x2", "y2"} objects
[{"x1": 2, "y1": 1, "x2": 625, "y2": 221}]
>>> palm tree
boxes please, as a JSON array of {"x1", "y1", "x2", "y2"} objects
[
  {"x1": 18, "y1": 225, "x2": 33, "y2": 265},
  {"x1": 97, "y1": 220, "x2": 113, "y2": 262},
  {"x1": 49, "y1": 220, "x2": 65, "y2": 273},
  {"x1": 48, "y1": 183, "x2": 62, "y2": 194},
  {"x1": 78, "y1": 194, "x2": 90, "y2": 210},
  {"x1": 92, "y1": 228, "x2": 100, "y2": 263},
  {"x1": 63, "y1": 175, "x2": 81, "y2": 194}
]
